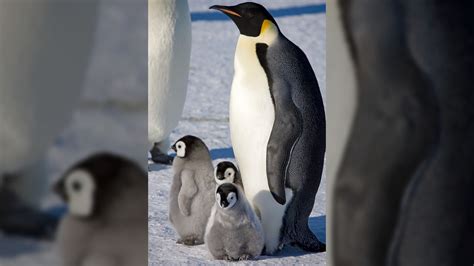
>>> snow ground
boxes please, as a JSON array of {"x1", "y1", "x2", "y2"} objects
[{"x1": 149, "y1": 1, "x2": 327, "y2": 265}]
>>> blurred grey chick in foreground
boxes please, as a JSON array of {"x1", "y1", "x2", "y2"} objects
[{"x1": 54, "y1": 153, "x2": 147, "y2": 266}]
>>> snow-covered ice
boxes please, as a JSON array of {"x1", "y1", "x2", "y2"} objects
[{"x1": 149, "y1": 1, "x2": 326, "y2": 265}]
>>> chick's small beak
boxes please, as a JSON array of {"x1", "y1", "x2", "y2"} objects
[
  {"x1": 171, "y1": 144, "x2": 177, "y2": 152},
  {"x1": 53, "y1": 180, "x2": 66, "y2": 200},
  {"x1": 209, "y1": 5, "x2": 242, "y2": 17}
]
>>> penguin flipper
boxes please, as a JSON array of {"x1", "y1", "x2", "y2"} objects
[
  {"x1": 177, "y1": 169, "x2": 197, "y2": 216},
  {"x1": 265, "y1": 81, "x2": 303, "y2": 205},
  {"x1": 256, "y1": 43, "x2": 303, "y2": 205}
]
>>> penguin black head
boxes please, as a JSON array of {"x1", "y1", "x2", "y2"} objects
[
  {"x1": 216, "y1": 183, "x2": 239, "y2": 209},
  {"x1": 54, "y1": 153, "x2": 145, "y2": 219},
  {"x1": 215, "y1": 161, "x2": 238, "y2": 184},
  {"x1": 210, "y1": 2, "x2": 278, "y2": 37},
  {"x1": 171, "y1": 135, "x2": 210, "y2": 160}
]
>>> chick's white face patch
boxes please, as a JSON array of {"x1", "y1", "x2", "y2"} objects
[
  {"x1": 224, "y1": 168, "x2": 235, "y2": 183},
  {"x1": 176, "y1": 141, "x2": 186, "y2": 158},
  {"x1": 215, "y1": 193, "x2": 221, "y2": 205},
  {"x1": 226, "y1": 192, "x2": 237, "y2": 209},
  {"x1": 215, "y1": 166, "x2": 236, "y2": 185},
  {"x1": 65, "y1": 169, "x2": 95, "y2": 217}
]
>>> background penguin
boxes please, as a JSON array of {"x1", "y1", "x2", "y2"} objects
[
  {"x1": 54, "y1": 153, "x2": 147, "y2": 266},
  {"x1": 211, "y1": 2, "x2": 325, "y2": 254},
  {"x1": 0, "y1": 0, "x2": 99, "y2": 237},
  {"x1": 169, "y1": 135, "x2": 215, "y2": 245},
  {"x1": 205, "y1": 183, "x2": 264, "y2": 261},
  {"x1": 214, "y1": 161, "x2": 244, "y2": 190},
  {"x1": 148, "y1": 0, "x2": 192, "y2": 165},
  {"x1": 329, "y1": 1, "x2": 474, "y2": 265}
]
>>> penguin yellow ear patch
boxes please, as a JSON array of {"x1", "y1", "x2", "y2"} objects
[{"x1": 260, "y1": 20, "x2": 272, "y2": 34}]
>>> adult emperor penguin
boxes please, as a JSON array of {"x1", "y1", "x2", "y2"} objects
[
  {"x1": 210, "y1": 2, "x2": 325, "y2": 254},
  {"x1": 329, "y1": 1, "x2": 474, "y2": 266},
  {"x1": 54, "y1": 153, "x2": 147, "y2": 266},
  {"x1": 0, "y1": 0, "x2": 98, "y2": 237},
  {"x1": 148, "y1": 0, "x2": 192, "y2": 164}
]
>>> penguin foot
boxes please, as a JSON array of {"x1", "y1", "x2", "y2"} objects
[
  {"x1": 177, "y1": 236, "x2": 203, "y2": 246},
  {"x1": 238, "y1": 254, "x2": 253, "y2": 260},
  {"x1": 0, "y1": 188, "x2": 58, "y2": 240},
  {"x1": 150, "y1": 143, "x2": 173, "y2": 165},
  {"x1": 224, "y1": 255, "x2": 239, "y2": 261},
  {"x1": 295, "y1": 239, "x2": 326, "y2": 253}
]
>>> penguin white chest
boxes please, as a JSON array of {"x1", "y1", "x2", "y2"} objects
[
  {"x1": 230, "y1": 37, "x2": 274, "y2": 199},
  {"x1": 229, "y1": 36, "x2": 293, "y2": 253}
]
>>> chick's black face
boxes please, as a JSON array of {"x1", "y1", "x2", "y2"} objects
[
  {"x1": 172, "y1": 135, "x2": 209, "y2": 159},
  {"x1": 210, "y1": 2, "x2": 277, "y2": 37},
  {"x1": 216, "y1": 183, "x2": 239, "y2": 209},
  {"x1": 216, "y1": 161, "x2": 237, "y2": 181},
  {"x1": 53, "y1": 153, "x2": 144, "y2": 218}
]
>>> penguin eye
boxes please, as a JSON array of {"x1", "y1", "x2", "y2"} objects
[
  {"x1": 178, "y1": 144, "x2": 182, "y2": 149},
  {"x1": 72, "y1": 181, "x2": 82, "y2": 192}
]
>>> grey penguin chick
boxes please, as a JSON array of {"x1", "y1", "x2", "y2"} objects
[
  {"x1": 214, "y1": 161, "x2": 244, "y2": 191},
  {"x1": 169, "y1": 135, "x2": 215, "y2": 245},
  {"x1": 205, "y1": 183, "x2": 264, "y2": 261},
  {"x1": 54, "y1": 153, "x2": 147, "y2": 266}
]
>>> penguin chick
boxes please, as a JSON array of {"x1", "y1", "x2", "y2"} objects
[
  {"x1": 214, "y1": 161, "x2": 244, "y2": 191},
  {"x1": 205, "y1": 183, "x2": 264, "y2": 261},
  {"x1": 169, "y1": 135, "x2": 215, "y2": 245},
  {"x1": 54, "y1": 153, "x2": 147, "y2": 266}
]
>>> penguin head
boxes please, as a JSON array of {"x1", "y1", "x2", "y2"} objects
[
  {"x1": 216, "y1": 183, "x2": 239, "y2": 210},
  {"x1": 171, "y1": 135, "x2": 211, "y2": 161},
  {"x1": 54, "y1": 153, "x2": 145, "y2": 219},
  {"x1": 210, "y1": 2, "x2": 279, "y2": 38},
  {"x1": 214, "y1": 161, "x2": 238, "y2": 185}
]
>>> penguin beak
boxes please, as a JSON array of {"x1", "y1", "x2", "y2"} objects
[
  {"x1": 209, "y1": 5, "x2": 242, "y2": 18},
  {"x1": 171, "y1": 144, "x2": 177, "y2": 152},
  {"x1": 220, "y1": 199, "x2": 229, "y2": 208},
  {"x1": 53, "y1": 179, "x2": 66, "y2": 201}
]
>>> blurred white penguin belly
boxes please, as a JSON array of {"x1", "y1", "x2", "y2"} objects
[
  {"x1": 229, "y1": 36, "x2": 293, "y2": 253},
  {"x1": 0, "y1": 2, "x2": 97, "y2": 172},
  {"x1": 148, "y1": 0, "x2": 191, "y2": 145}
]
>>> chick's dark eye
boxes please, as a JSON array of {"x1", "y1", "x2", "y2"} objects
[
  {"x1": 72, "y1": 181, "x2": 82, "y2": 192},
  {"x1": 178, "y1": 145, "x2": 182, "y2": 149}
]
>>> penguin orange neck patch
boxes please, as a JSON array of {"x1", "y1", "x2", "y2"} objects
[{"x1": 260, "y1": 20, "x2": 272, "y2": 35}]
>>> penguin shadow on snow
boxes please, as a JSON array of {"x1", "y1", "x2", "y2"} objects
[
  {"x1": 148, "y1": 147, "x2": 235, "y2": 172},
  {"x1": 209, "y1": 147, "x2": 234, "y2": 160}
]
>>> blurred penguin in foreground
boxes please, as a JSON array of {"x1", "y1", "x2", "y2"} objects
[
  {"x1": 0, "y1": 0, "x2": 99, "y2": 238},
  {"x1": 328, "y1": 0, "x2": 474, "y2": 265},
  {"x1": 54, "y1": 153, "x2": 147, "y2": 266},
  {"x1": 148, "y1": 0, "x2": 192, "y2": 165}
]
